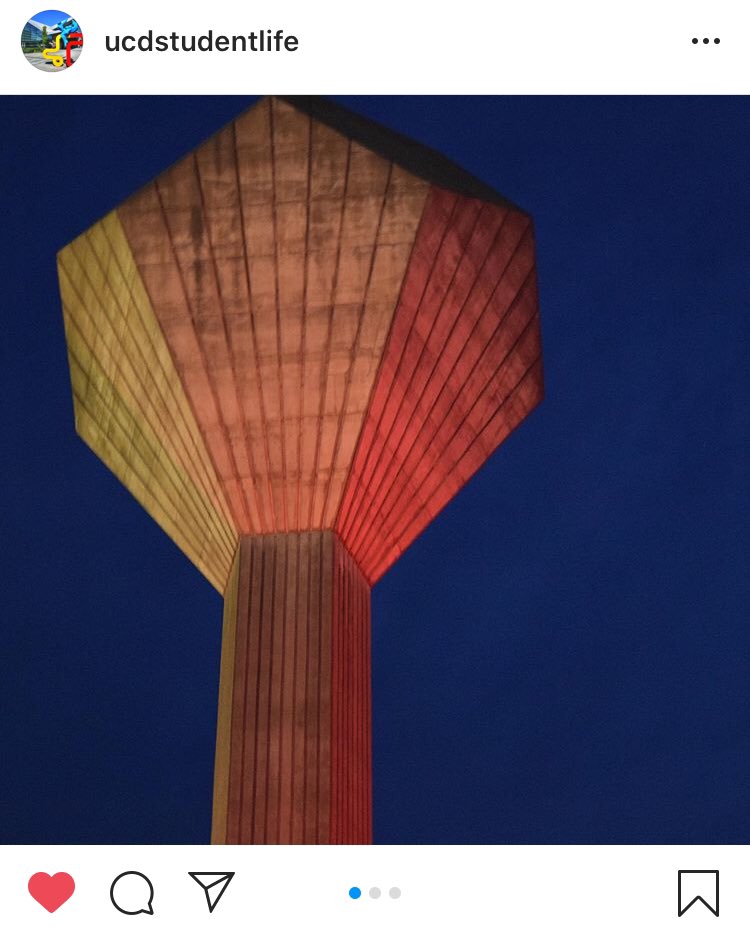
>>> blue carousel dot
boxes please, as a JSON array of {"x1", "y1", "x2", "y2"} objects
[{"x1": 349, "y1": 886, "x2": 362, "y2": 899}]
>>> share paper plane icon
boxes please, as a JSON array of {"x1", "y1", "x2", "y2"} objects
[{"x1": 189, "y1": 872, "x2": 235, "y2": 913}]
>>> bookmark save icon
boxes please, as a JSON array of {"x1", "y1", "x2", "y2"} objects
[
  {"x1": 677, "y1": 870, "x2": 719, "y2": 917},
  {"x1": 189, "y1": 872, "x2": 235, "y2": 914}
]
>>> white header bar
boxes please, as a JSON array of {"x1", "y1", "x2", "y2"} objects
[{"x1": 3, "y1": 0, "x2": 748, "y2": 94}]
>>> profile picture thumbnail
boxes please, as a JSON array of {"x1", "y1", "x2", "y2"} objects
[{"x1": 21, "y1": 10, "x2": 83, "y2": 72}]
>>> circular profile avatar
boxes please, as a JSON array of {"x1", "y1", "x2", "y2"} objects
[{"x1": 21, "y1": 10, "x2": 83, "y2": 71}]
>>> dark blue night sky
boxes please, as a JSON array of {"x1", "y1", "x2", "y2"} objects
[{"x1": 1, "y1": 96, "x2": 748, "y2": 844}]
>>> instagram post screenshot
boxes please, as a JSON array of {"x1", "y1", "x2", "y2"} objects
[{"x1": 1, "y1": 1, "x2": 748, "y2": 926}]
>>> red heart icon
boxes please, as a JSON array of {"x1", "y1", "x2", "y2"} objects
[{"x1": 28, "y1": 873, "x2": 75, "y2": 913}]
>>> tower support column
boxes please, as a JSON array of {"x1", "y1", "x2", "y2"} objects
[{"x1": 211, "y1": 530, "x2": 372, "y2": 844}]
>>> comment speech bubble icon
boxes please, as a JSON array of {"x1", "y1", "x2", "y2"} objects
[{"x1": 110, "y1": 871, "x2": 155, "y2": 916}]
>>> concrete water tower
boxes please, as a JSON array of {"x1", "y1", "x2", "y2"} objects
[{"x1": 57, "y1": 96, "x2": 543, "y2": 844}]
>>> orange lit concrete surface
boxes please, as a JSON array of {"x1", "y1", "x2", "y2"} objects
[{"x1": 58, "y1": 96, "x2": 543, "y2": 843}]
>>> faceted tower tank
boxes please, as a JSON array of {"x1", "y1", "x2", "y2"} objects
[{"x1": 57, "y1": 96, "x2": 543, "y2": 844}]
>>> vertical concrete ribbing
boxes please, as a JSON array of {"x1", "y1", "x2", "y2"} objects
[{"x1": 212, "y1": 530, "x2": 371, "y2": 844}]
